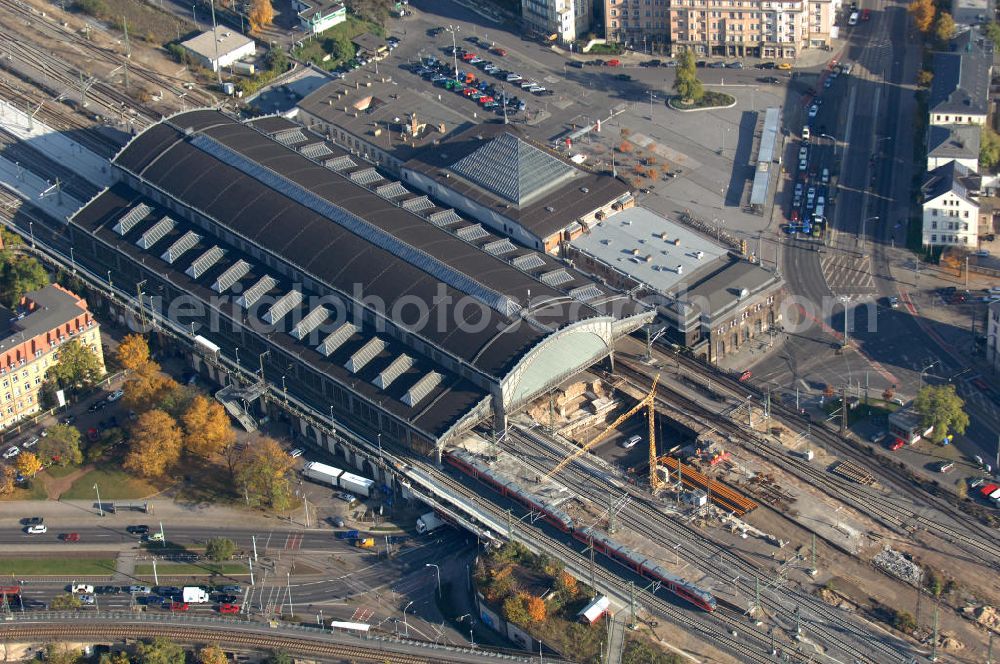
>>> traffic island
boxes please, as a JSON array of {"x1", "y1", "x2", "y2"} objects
[{"x1": 668, "y1": 91, "x2": 737, "y2": 111}]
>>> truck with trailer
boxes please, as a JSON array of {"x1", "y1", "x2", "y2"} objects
[
  {"x1": 339, "y1": 472, "x2": 374, "y2": 497},
  {"x1": 182, "y1": 587, "x2": 210, "y2": 603},
  {"x1": 416, "y1": 511, "x2": 447, "y2": 534},
  {"x1": 335, "y1": 529, "x2": 360, "y2": 540},
  {"x1": 303, "y1": 462, "x2": 343, "y2": 487}
]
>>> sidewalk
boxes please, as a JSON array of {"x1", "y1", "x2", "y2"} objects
[{"x1": 0, "y1": 499, "x2": 291, "y2": 530}]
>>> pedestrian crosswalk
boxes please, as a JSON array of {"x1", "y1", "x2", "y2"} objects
[{"x1": 821, "y1": 252, "x2": 876, "y2": 295}]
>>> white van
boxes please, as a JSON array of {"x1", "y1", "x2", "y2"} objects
[{"x1": 848, "y1": 11, "x2": 859, "y2": 25}]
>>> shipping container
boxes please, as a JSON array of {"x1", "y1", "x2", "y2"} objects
[
  {"x1": 339, "y1": 472, "x2": 374, "y2": 497},
  {"x1": 303, "y1": 461, "x2": 343, "y2": 487},
  {"x1": 233, "y1": 61, "x2": 255, "y2": 75},
  {"x1": 577, "y1": 595, "x2": 609, "y2": 624}
]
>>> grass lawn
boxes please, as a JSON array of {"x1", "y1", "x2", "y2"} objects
[
  {"x1": 134, "y1": 562, "x2": 247, "y2": 576},
  {"x1": 823, "y1": 397, "x2": 899, "y2": 426},
  {"x1": 60, "y1": 467, "x2": 160, "y2": 500},
  {"x1": 669, "y1": 91, "x2": 736, "y2": 110},
  {"x1": 44, "y1": 464, "x2": 81, "y2": 478},
  {"x1": 0, "y1": 557, "x2": 115, "y2": 576},
  {"x1": 0, "y1": 477, "x2": 48, "y2": 500}
]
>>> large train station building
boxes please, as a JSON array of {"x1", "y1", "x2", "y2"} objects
[{"x1": 69, "y1": 110, "x2": 652, "y2": 457}]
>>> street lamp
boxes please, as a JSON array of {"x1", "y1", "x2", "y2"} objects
[
  {"x1": 819, "y1": 133, "x2": 839, "y2": 163},
  {"x1": 93, "y1": 483, "x2": 103, "y2": 517},
  {"x1": 402, "y1": 600, "x2": 413, "y2": 637},
  {"x1": 919, "y1": 360, "x2": 940, "y2": 388},
  {"x1": 426, "y1": 563, "x2": 441, "y2": 597},
  {"x1": 446, "y1": 25, "x2": 460, "y2": 80},
  {"x1": 860, "y1": 216, "x2": 878, "y2": 247}
]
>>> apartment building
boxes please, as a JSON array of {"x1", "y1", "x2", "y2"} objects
[
  {"x1": 523, "y1": 0, "x2": 594, "y2": 43},
  {"x1": 605, "y1": 0, "x2": 836, "y2": 58},
  {"x1": 921, "y1": 160, "x2": 981, "y2": 248},
  {"x1": 928, "y1": 30, "x2": 992, "y2": 126},
  {"x1": 0, "y1": 284, "x2": 104, "y2": 429}
]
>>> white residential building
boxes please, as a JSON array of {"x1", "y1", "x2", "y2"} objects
[
  {"x1": 921, "y1": 160, "x2": 980, "y2": 248},
  {"x1": 926, "y1": 124, "x2": 981, "y2": 172}
]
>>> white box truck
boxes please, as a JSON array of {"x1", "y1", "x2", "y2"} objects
[
  {"x1": 303, "y1": 461, "x2": 343, "y2": 487},
  {"x1": 182, "y1": 587, "x2": 210, "y2": 603},
  {"x1": 339, "y1": 472, "x2": 374, "y2": 497},
  {"x1": 416, "y1": 511, "x2": 446, "y2": 534}
]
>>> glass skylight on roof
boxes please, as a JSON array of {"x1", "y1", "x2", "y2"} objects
[
  {"x1": 402, "y1": 371, "x2": 443, "y2": 407},
  {"x1": 540, "y1": 269, "x2": 573, "y2": 287},
  {"x1": 161, "y1": 230, "x2": 201, "y2": 264},
  {"x1": 325, "y1": 155, "x2": 357, "y2": 172},
  {"x1": 373, "y1": 353, "x2": 414, "y2": 389},
  {"x1": 213, "y1": 259, "x2": 251, "y2": 293},
  {"x1": 186, "y1": 246, "x2": 226, "y2": 279},
  {"x1": 456, "y1": 224, "x2": 492, "y2": 243},
  {"x1": 317, "y1": 322, "x2": 360, "y2": 356},
  {"x1": 450, "y1": 133, "x2": 575, "y2": 206},
  {"x1": 349, "y1": 167, "x2": 384, "y2": 186},
  {"x1": 291, "y1": 306, "x2": 330, "y2": 340},
  {"x1": 264, "y1": 290, "x2": 304, "y2": 324},
  {"x1": 272, "y1": 128, "x2": 306, "y2": 145},
  {"x1": 238, "y1": 275, "x2": 277, "y2": 309},
  {"x1": 483, "y1": 239, "x2": 517, "y2": 256},
  {"x1": 345, "y1": 337, "x2": 387, "y2": 373},
  {"x1": 512, "y1": 254, "x2": 546, "y2": 271},
  {"x1": 428, "y1": 209, "x2": 463, "y2": 227},
  {"x1": 113, "y1": 203, "x2": 152, "y2": 236},
  {"x1": 402, "y1": 196, "x2": 433, "y2": 212},
  {"x1": 570, "y1": 284, "x2": 604, "y2": 301},
  {"x1": 136, "y1": 216, "x2": 176, "y2": 250},
  {"x1": 300, "y1": 143, "x2": 333, "y2": 159},
  {"x1": 376, "y1": 182, "x2": 410, "y2": 199}
]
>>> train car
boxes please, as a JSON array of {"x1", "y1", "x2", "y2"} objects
[
  {"x1": 0, "y1": 585, "x2": 21, "y2": 596},
  {"x1": 645, "y1": 562, "x2": 717, "y2": 612}
]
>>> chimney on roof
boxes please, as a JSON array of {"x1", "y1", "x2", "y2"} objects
[
  {"x1": 438, "y1": 122, "x2": 446, "y2": 134},
  {"x1": 410, "y1": 112, "x2": 418, "y2": 136}
]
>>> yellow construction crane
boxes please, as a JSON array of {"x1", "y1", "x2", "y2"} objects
[{"x1": 544, "y1": 375, "x2": 663, "y2": 491}]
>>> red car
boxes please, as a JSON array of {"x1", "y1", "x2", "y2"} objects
[
  {"x1": 219, "y1": 603, "x2": 240, "y2": 614},
  {"x1": 169, "y1": 602, "x2": 189, "y2": 612},
  {"x1": 889, "y1": 439, "x2": 905, "y2": 451},
  {"x1": 790, "y1": 210, "x2": 800, "y2": 222},
  {"x1": 861, "y1": 8, "x2": 871, "y2": 20},
  {"x1": 462, "y1": 87, "x2": 477, "y2": 97},
  {"x1": 606, "y1": 59, "x2": 621, "y2": 67},
  {"x1": 461, "y1": 52, "x2": 476, "y2": 61},
  {"x1": 478, "y1": 96, "x2": 495, "y2": 105},
  {"x1": 491, "y1": 47, "x2": 507, "y2": 56},
  {"x1": 61, "y1": 532, "x2": 80, "y2": 542},
  {"x1": 738, "y1": 370, "x2": 753, "y2": 382}
]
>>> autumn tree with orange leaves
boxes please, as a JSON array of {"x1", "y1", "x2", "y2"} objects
[
  {"x1": 124, "y1": 409, "x2": 183, "y2": 478},
  {"x1": 182, "y1": 394, "x2": 236, "y2": 458}
]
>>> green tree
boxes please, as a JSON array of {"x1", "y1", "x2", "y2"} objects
[
  {"x1": 503, "y1": 593, "x2": 530, "y2": 626},
  {"x1": 908, "y1": 0, "x2": 936, "y2": 33},
  {"x1": 235, "y1": 437, "x2": 294, "y2": 510},
  {"x1": 672, "y1": 50, "x2": 703, "y2": 102},
  {"x1": 986, "y1": 21, "x2": 1000, "y2": 46},
  {"x1": 264, "y1": 652, "x2": 292, "y2": 664},
  {"x1": 98, "y1": 652, "x2": 131, "y2": 664},
  {"x1": 49, "y1": 593, "x2": 82, "y2": 609},
  {"x1": 205, "y1": 537, "x2": 237, "y2": 562},
  {"x1": 345, "y1": 0, "x2": 393, "y2": 27},
  {"x1": 136, "y1": 638, "x2": 185, "y2": 664},
  {"x1": 46, "y1": 644, "x2": 83, "y2": 664},
  {"x1": 892, "y1": 609, "x2": 917, "y2": 633},
  {"x1": 46, "y1": 338, "x2": 103, "y2": 390},
  {"x1": 264, "y1": 47, "x2": 288, "y2": 73},
  {"x1": 914, "y1": 384, "x2": 969, "y2": 442},
  {"x1": 981, "y1": 126, "x2": 1000, "y2": 169},
  {"x1": 934, "y1": 11, "x2": 956, "y2": 43},
  {"x1": 0, "y1": 255, "x2": 48, "y2": 307},
  {"x1": 324, "y1": 33, "x2": 356, "y2": 62},
  {"x1": 37, "y1": 423, "x2": 83, "y2": 466}
]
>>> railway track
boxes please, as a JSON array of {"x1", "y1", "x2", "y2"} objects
[
  {"x1": 0, "y1": 616, "x2": 514, "y2": 663},
  {"x1": 418, "y1": 459, "x2": 791, "y2": 663},
  {"x1": 0, "y1": 0, "x2": 215, "y2": 109},
  {"x1": 653, "y1": 350, "x2": 1000, "y2": 565},
  {"x1": 507, "y1": 427, "x2": 909, "y2": 664},
  {"x1": 0, "y1": 124, "x2": 98, "y2": 200}
]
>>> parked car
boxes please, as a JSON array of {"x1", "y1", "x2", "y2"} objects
[
  {"x1": 888, "y1": 296, "x2": 899, "y2": 308},
  {"x1": 127, "y1": 525, "x2": 150, "y2": 534},
  {"x1": 219, "y1": 603, "x2": 240, "y2": 614},
  {"x1": 568, "y1": 60, "x2": 583, "y2": 68},
  {"x1": 21, "y1": 517, "x2": 43, "y2": 526},
  {"x1": 3, "y1": 445, "x2": 19, "y2": 459},
  {"x1": 808, "y1": 104, "x2": 819, "y2": 118},
  {"x1": 621, "y1": 435, "x2": 641, "y2": 449},
  {"x1": 78, "y1": 594, "x2": 95, "y2": 605},
  {"x1": 708, "y1": 61, "x2": 726, "y2": 68},
  {"x1": 126, "y1": 585, "x2": 151, "y2": 594},
  {"x1": 169, "y1": 601, "x2": 189, "y2": 611},
  {"x1": 95, "y1": 586, "x2": 119, "y2": 595},
  {"x1": 26, "y1": 524, "x2": 47, "y2": 534},
  {"x1": 22, "y1": 436, "x2": 38, "y2": 449}
]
